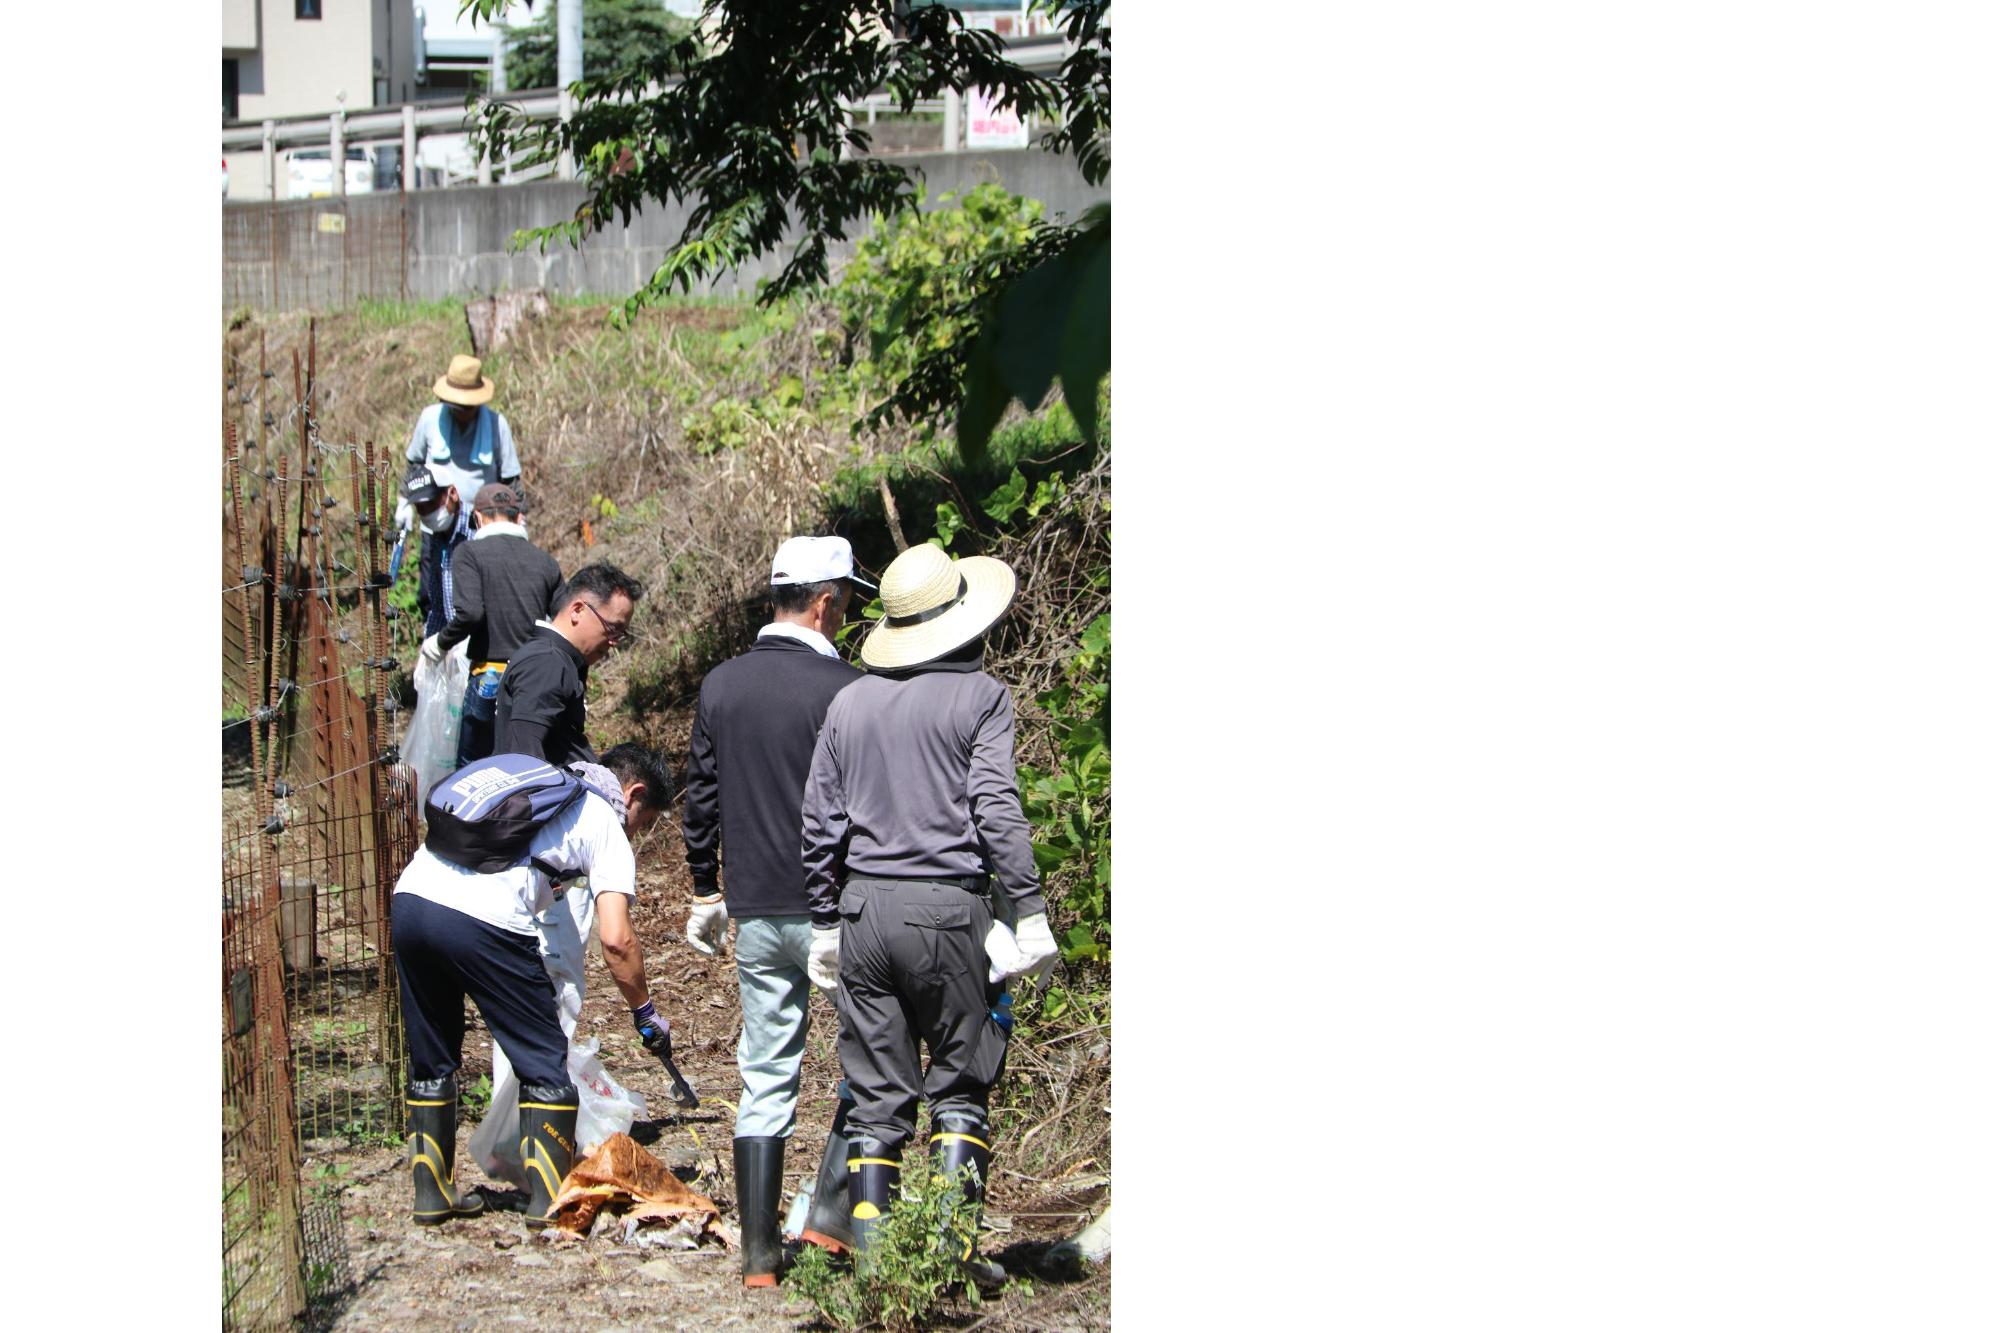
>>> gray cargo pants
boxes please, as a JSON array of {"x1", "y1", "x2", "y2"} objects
[
  {"x1": 833, "y1": 876, "x2": 1011, "y2": 1152},
  {"x1": 733, "y1": 915, "x2": 815, "y2": 1139}
]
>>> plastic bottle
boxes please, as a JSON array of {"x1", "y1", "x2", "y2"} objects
[{"x1": 990, "y1": 991, "x2": 1015, "y2": 1035}]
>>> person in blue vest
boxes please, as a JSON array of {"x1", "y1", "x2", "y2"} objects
[{"x1": 401, "y1": 354, "x2": 523, "y2": 636}]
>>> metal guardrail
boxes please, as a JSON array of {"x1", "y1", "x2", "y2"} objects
[{"x1": 224, "y1": 33, "x2": 1079, "y2": 200}]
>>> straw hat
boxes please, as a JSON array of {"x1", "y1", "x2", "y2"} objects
[
  {"x1": 859, "y1": 543, "x2": 1017, "y2": 671},
  {"x1": 433, "y1": 354, "x2": 495, "y2": 406}
]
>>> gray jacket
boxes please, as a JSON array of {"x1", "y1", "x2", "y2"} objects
[{"x1": 801, "y1": 659, "x2": 1046, "y2": 928}]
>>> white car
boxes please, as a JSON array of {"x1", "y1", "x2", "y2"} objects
[
  {"x1": 287, "y1": 147, "x2": 377, "y2": 199},
  {"x1": 223, "y1": 158, "x2": 230, "y2": 197}
]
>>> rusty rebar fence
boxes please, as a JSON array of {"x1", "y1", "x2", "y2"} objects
[{"x1": 223, "y1": 322, "x2": 419, "y2": 1330}]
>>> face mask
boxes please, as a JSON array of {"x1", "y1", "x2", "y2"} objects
[{"x1": 418, "y1": 503, "x2": 457, "y2": 535}]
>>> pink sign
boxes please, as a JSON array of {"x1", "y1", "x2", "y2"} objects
[{"x1": 966, "y1": 85, "x2": 1030, "y2": 149}]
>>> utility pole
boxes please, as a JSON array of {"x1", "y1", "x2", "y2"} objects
[
  {"x1": 557, "y1": 0, "x2": 583, "y2": 87},
  {"x1": 556, "y1": 0, "x2": 582, "y2": 181},
  {"x1": 331, "y1": 104, "x2": 347, "y2": 198}
]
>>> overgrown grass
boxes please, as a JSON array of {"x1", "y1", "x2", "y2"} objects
[
  {"x1": 349, "y1": 295, "x2": 470, "y2": 332},
  {"x1": 226, "y1": 188, "x2": 1114, "y2": 1263}
]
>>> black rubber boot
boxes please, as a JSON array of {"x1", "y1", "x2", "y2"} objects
[
  {"x1": 845, "y1": 1136, "x2": 901, "y2": 1254},
  {"x1": 799, "y1": 1084, "x2": 856, "y2": 1254},
  {"x1": 930, "y1": 1109, "x2": 1004, "y2": 1288},
  {"x1": 408, "y1": 1076, "x2": 485, "y2": 1226},
  {"x1": 518, "y1": 1082, "x2": 579, "y2": 1229},
  {"x1": 734, "y1": 1136, "x2": 786, "y2": 1288}
]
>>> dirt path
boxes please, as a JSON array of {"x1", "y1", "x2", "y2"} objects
[{"x1": 310, "y1": 861, "x2": 1108, "y2": 1330}]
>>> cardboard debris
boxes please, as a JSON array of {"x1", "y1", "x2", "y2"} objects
[{"x1": 548, "y1": 1132, "x2": 730, "y2": 1245}]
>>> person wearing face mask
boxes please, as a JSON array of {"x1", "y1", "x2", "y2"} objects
[
  {"x1": 402, "y1": 355, "x2": 523, "y2": 635},
  {"x1": 398, "y1": 462, "x2": 474, "y2": 639},
  {"x1": 495, "y1": 563, "x2": 644, "y2": 768}
]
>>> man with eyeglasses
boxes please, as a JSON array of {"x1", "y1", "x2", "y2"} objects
[{"x1": 495, "y1": 562, "x2": 642, "y2": 767}]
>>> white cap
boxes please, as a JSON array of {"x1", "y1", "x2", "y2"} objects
[{"x1": 770, "y1": 535, "x2": 876, "y2": 589}]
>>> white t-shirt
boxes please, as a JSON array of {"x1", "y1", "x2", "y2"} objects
[{"x1": 393, "y1": 791, "x2": 635, "y2": 936}]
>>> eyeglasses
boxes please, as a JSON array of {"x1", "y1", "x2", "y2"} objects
[{"x1": 580, "y1": 600, "x2": 631, "y2": 643}]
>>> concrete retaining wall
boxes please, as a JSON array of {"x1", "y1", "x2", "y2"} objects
[{"x1": 223, "y1": 148, "x2": 1107, "y2": 313}]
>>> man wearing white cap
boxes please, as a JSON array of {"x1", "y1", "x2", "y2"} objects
[
  {"x1": 800, "y1": 543, "x2": 1060, "y2": 1284},
  {"x1": 681, "y1": 535, "x2": 870, "y2": 1288},
  {"x1": 401, "y1": 354, "x2": 523, "y2": 637}
]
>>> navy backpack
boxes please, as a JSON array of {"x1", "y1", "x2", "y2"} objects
[{"x1": 424, "y1": 754, "x2": 586, "y2": 874}]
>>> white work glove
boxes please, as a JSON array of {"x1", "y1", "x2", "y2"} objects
[
  {"x1": 420, "y1": 633, "x2": 445, "y2": 666},
  {"x1": 685, "y1": 895, "x2": 728, "y2": 956},
  {"x1": 985, "y1": 912, "x2": 1060, "y2": 985},
  {"x1": 807, "y1": 925, "x2": 841, "y2": 992}
]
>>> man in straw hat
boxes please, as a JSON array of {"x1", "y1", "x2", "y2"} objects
[
  {"x1": 401, "y1": 354, "x2": 523, "y2": 636},
  {"x1": 680, "y1": 535, "x2": 869, "y2": 1288},
  {"x1": 800, "y1": 543, "x2": 1061, "y2": 1284}
]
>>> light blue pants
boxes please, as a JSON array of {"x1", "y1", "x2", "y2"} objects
[{"x1": 734, "y1": 915, "x2": 815, "y2": 1139}]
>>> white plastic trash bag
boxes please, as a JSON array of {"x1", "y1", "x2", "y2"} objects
[
  {"x1": 403, "y1": 639, "x2": 469, "y2": 805},
  {"x1": 471, "y1": 1037, "x2": 647, "y2": 1190},
  {"x1": 468, "y1": 883, "x2": 648, "y2": 1188}
]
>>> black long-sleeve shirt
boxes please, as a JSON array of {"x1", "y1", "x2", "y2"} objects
[
  {"x1": 494, "y1": 627, "x2": 595, "y2": 766},
  {"x1": 434, "y1": 525, "x2": 565, "y2": 664},
  {"x1": 682, "y1": 634, "x2": 862, "y2": 918}
]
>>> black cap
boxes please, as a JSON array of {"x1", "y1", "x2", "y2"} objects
[{"x1": 400, "y1": 462, "x2": 443, "y2": 506}]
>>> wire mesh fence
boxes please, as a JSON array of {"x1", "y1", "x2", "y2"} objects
[{"x1": 223, "y1": 322, "x2": 420, "y2": 1329}]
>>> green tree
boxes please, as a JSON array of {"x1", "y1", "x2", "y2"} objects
[
  {"x1": 462, "y1": 0, "x2": 1108, "y2": 458},
  {"x1": 500, "y1": 0, "x2": 699, "y2": 90}
]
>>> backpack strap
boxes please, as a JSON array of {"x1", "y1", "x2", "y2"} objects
[{"x1": 530, "y1": 855, "x2": 586, "y2": 886}]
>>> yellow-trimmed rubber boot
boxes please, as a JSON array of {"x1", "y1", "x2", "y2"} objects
[
  {"x1": 845, "y1": 1136, "x2": 901, "y2": 1254},
  {"x1": 930, "y1": 1109, "x2": 1004, "y2": 1286},
  {"x1": 407, "y1": 1076, "x2": 485, "y2": 1226},
  {"x1": 518, "y1": 1082, "x2": 579, "y2": 1229}
]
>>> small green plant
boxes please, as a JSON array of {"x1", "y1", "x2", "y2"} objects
[
  {"x1": 931, "y1": 501, "x2": 968, "y2": 550},
  {"x1": 307, "y1": 1161, "x2": 351, "y2": 1202},
  {"x1": 305, "y1": 1259, "x2": 341, "y2": 1301},
  {"x1": 307, "y1": 1018, "x2": 366, "y2": 1046},
  {"x1": 337, "y1": 1116, "x2": 403, "y2": 1150},
  {"x1": 835, "y1": 596, "x2": 884, "y2": 653},
  {"x1": 783, "y1": 1156, "x2": 985, "y2": 1332},
  {"x1": 1019, "y1": 613, "x2": 1111, "y2": 963},
  {"x1": 460, "y1": 1074, "x2": 493, "y2": 1118}
]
